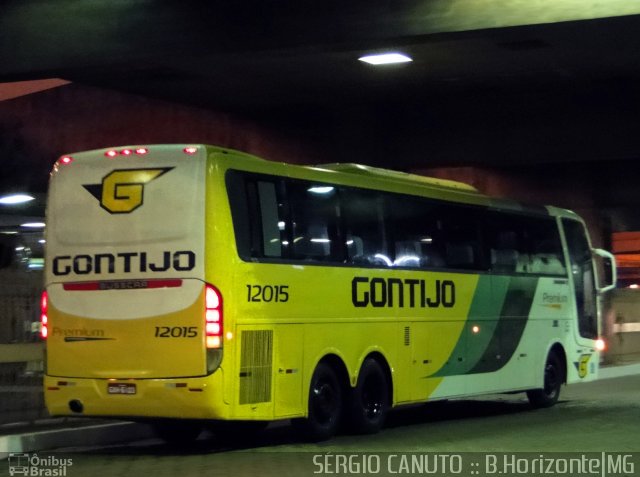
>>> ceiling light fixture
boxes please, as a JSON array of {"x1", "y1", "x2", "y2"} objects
[
  {"x1": 0, "y1": 194, "x2": 35, "y2": 205},
  {"x1": 358, "y1": 52, "x2": 413, "y2": 65}
]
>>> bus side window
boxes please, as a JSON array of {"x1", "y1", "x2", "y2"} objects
[
  {"x1": 442, "y1": 207, "x2": 485, "y2": 271},
  {"x1": 341, "y1": 188, "x2": 390, "y2": 267},
  {"x1": 225, "y1": 170, "x2": 253, "y2": 260},
  {"x1": 386, "y1": 194, "x2": 445, "y2": 269},
  {"x1": 256, "y1": 181, "x2": 284, "y2": 258},
  {"x1": 288, "y1": 182, "x2": 341, "y2": 262},
  {"x1": 486, "y1": 220, "x2": 521, "y2": 274},
  {"x1": 485, "y1": 213, "x2": 566, "y2": 276},
  {"x1": 523, "y1": 219, "x2": 566, "y2": 276},
  {"x1": 226, "y1": 171, "x2": 288, "y2": 260}
]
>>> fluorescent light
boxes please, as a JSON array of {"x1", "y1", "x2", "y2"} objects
[
  {"x1": 308, "y1": 186, "x2": 335, "y2": 194},
  {"x1": 21, "y1": 222, "x2": 46, "y2": 228},
  {"x1": 0, "y1": 194, "x2": 35, "y2": 205},
  {"x1": 358, "y1": 53, "x2": 413, "y2": 65}
]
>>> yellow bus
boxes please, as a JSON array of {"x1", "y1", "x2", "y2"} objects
[{"x1": 42, "y1": 144, "x2": 616, "y2": 442}]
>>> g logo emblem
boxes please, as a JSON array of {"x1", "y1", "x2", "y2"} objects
[
  {"x1": 84, "y1": 168, "x2": 173, "y2": 214},
  {"x1": 575, "y1": 354, "x2": 591, "y2": 378}
]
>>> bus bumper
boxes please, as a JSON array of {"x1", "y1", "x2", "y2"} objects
[{"x1": 44, "y1": 369, "x2": 228, "y2": 420}]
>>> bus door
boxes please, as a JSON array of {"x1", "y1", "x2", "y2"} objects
[
  {"x1": 561, "y1": 219, "x2": 599, "y2": 379},
  {"x1": 562, "y1": 220, "x2": 598, "y2": 340}
]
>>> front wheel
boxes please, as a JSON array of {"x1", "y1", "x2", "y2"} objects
[
  {"x1": 292, "y1": 362, "x2": 343, "y2": 441},
  {"x1": 527, "y1": 351, "x2": 564, "y2": 408}
]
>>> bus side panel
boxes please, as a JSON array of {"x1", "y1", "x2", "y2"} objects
[
  {"x1": 273, "y1": 324, "x2": 304, "y2": 417},
  {"x1": 427, "y1": 275, "x2": 573, "y2": 399}
]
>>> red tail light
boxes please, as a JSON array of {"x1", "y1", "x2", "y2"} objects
[
  {"x1": 40, "y1": 291, "x2": 48, "y2": 340},
  {"x1": 205, "y1": 284, "x2": 222, "y2": 348}
]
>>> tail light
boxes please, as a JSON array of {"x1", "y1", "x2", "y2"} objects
[
  {"x1": 104, "y1": 147, "x2": 149, "y2": 157},
  {"x1": 205, "y1": 284, "x2": 222, "y2": 349},
  {"x1": 40, "y1": 291, "x2": 48, "y2": 339}
]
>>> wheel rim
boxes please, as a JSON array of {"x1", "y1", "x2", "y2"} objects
[
  {"x1": 543, "y1": 360, "x2": 559, "y2": 398},
  {"x1": 311, "y1": 379, "x2": 338, "y2": 425},
  {"x1": 361, "y1": 374, "x2": 384, "y2": 420}
]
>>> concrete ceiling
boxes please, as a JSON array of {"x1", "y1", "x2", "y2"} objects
[{"x1": 2, "y1": 1, "x2": 640, "y2": 172}]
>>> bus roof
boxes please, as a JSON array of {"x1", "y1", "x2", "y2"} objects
[{"x1": 315, "y1": 163, "x2": 479, "y2": 193}]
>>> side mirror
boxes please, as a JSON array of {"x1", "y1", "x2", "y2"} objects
[{"x1": 593, "y1": 248, "x2": 617, "y2": 293}]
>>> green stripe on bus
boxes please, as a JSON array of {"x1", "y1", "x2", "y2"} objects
[
  {"x1": 431, "y1": 275, "x2": 538, "y2": 377},
  {"x1": 469, "y1": 276, "x2": 538, "y2": 374},
  {"x1": 430, "y1": 275, "x2": 503, "y2": 377}
]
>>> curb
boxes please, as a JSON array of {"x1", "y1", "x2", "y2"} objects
[
  {"x1": 0, "y1": 421, "x2": 154, "y2": 454},
  {"x1": 599, "y1": 362, "x2": 640, "y2": 380}
]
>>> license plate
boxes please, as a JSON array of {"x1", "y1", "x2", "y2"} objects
[{"x1": 107, "y1": 383, "x2": 136, "y2": 395}]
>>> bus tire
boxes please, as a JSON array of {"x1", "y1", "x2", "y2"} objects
[
  {"x1": 292, "y1": 361, "x2": 343, "y2": 441},
  {"x1": 348, "y1": 358, "x2": 389, "y2": 434},
  {"x1": 527, "y1": 351, "x2": 564, "y2": 408},
  {"x1": 152, "y1": 419, "x2": 202, "y2": 446}
]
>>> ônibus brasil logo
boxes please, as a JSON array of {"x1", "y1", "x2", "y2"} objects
[
  {"x1": 83, "y1": 168, "x2": 173, "y2": 214},
  {"x1": 8, "y1": 453, "x2": 72, "y2": 476}
]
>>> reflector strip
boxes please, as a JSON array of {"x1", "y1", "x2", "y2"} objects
[{"x1": 63, "y1": 279, "x2": 183, "y2": 291}]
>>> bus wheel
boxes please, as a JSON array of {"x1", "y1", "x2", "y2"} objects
[
  {"x1": 292, "y1": 362, "x2": 343, "y2": 441},
  {"x1": 152, "y1": 419, "x2": 202, "y2": 446},
  {"x1": 349, "y1": 358, "x2": 389, "y2": 434},
  {"x1": 527, "y1": 351, "x2": 563, "y2": 408}
]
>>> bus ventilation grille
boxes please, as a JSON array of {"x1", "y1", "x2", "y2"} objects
[
  {"x1": 239, "y1": 330, "x2": 273, "y2": 404},
  {"x1": 404, "y1": 326, "x2": 411, "y2": 346}
]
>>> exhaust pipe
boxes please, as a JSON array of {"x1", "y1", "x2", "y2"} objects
[{"x1": 69, "y1": 399, "x2": 84, "y2": 413}]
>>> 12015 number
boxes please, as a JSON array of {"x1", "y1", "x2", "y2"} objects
[
  {"x1": 154, "y1": 326, "x2": 198, "y2": 338},
  {"x1": 246, "y1": 284, "x2": 289, "y2": 303}
]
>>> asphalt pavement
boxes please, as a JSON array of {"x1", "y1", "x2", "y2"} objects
[{"x1": 2, "y1": 362, "x2": 639, "y2": 455}]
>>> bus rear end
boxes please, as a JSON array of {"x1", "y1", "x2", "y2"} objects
[{"x1": 43, "y1": 145, "x2": 224, "y2": 421}]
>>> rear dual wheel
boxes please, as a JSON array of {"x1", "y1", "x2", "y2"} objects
[
  {"x1": 293, "y1": 362, "x2": 343, "y2": 441},
  {"x1": 348, "y1": 358, "x2": 389, "y2": 434},
  {"x1": 294, "y1": 358, "x2": 390, "y2": 441}
]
